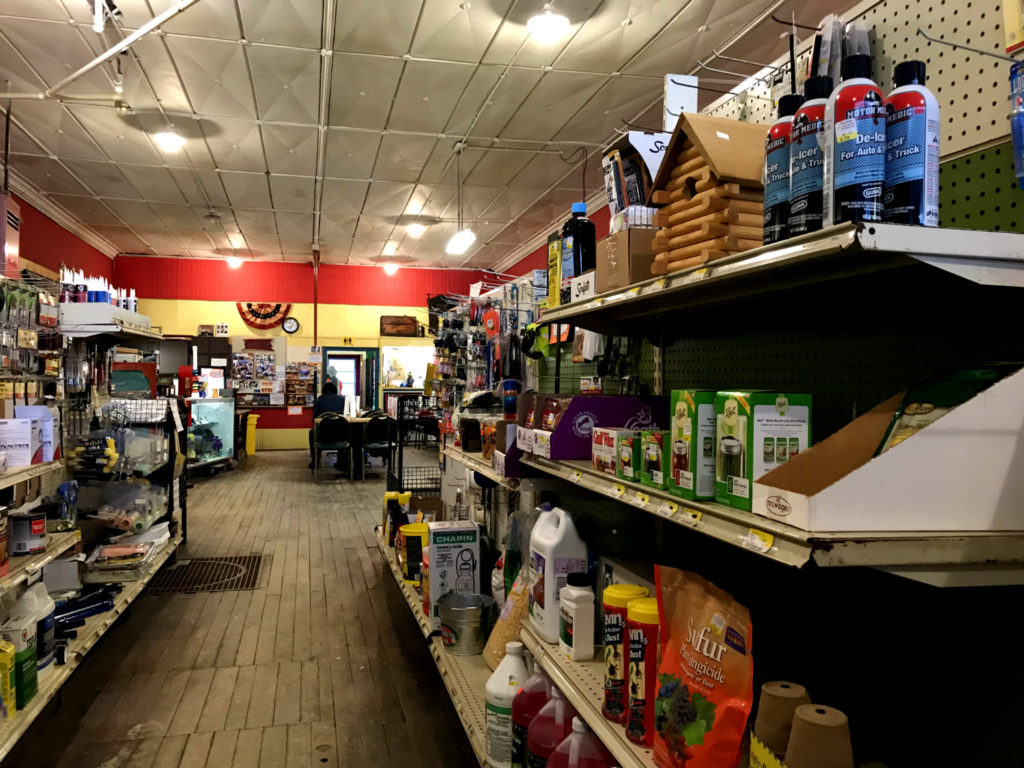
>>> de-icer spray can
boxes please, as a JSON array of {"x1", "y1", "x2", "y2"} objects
[
  {"x1": 763, "y1": 93, "x2": 805, "y2": 245},
  {"x1": 823, "y1": 54, "x2": 887, "y2": 224},
  {"x1": 883, "y1": 60, "x2": 940, "y2": 226},
  {"x1": 788, "y1": 76, "x2": 834, "y2": 237}
]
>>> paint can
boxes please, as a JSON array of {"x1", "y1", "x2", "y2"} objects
[{"x1": 10, "y1": 510, "x2": 46, "y2": 555}]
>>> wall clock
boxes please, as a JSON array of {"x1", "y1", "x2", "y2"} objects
[
  {"x1": 236, "y1": 302, "x2": 292, "y2": 329},
  {"x1": 282, "y1": 317, "x2": 300, "y2": 334}
]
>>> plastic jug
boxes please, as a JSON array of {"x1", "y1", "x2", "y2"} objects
[
  {"x1": 528, "y1": 508, "x2": 587, "y2": 643},
  {"x1": 527, "y1": 687, "x2": 577, "y2": 768},
  {"x1": 512, "y1": 668, "x2": 553, "y2": 768},
  {"x1": 547, "y1": 717, "x2": 617, "y2": 768},
  {"x1": 486, "y1": 641, "x2": 530, "y2": 768},
  {"x1": 21, "y1": 583, "x2": 56, "y2": 681}
]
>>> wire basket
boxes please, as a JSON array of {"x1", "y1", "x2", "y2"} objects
[{"x1": 387, "y1": 465, "x2": 441, "y2": 496}]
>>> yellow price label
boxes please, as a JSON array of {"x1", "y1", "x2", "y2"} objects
[
  {"x1": 569, "y1": 470, "x2": 582, "y2": 483},
  {"x1": 657, "y1": 501, "x2": 677, "y2": 517},
  {"x1": 633, "y1": 492, "x2": 649, "y2": 507},
  {"x1": 681, "y1": 508, "x2": 702, "y2": 526},
  {"x1": 74, "y1": 529, "x2": 82, "y2": 541},
  {"x1": 612, "y1": 483, "x2": 626, "y2": 498},
  {"x1": 649, "y1": 278, "x2": 668, "y2": 293},
  {"x1": 744, "y1": 528, "x2": 775, "y2": 554},
  {"x1": 626, "y1": 287, "x2": 640, "y2": 297},
  {"x1": 835, "y1": 118, "x2": 858, "y2": 143}
]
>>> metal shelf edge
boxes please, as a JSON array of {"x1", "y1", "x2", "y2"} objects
[
  {"x1": 0, "y1": 460, "x2": 65, "y2": 492},
  {"x1": 443, "y1": 446, "x2": 519, "y2": 489},
  {"x1": 0, "y1": 529, "x2": 80, "y2": 596}
]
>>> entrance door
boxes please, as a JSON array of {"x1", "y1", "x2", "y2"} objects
[{"x1": 325, "y1": 354, "x2": 360, "y2": 402}]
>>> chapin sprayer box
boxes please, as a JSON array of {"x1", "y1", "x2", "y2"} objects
[{"x1": 426, "y1": 521, "x2": 481, "y2": 631}]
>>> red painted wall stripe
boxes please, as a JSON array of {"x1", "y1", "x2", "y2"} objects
[
  {"x1": 16, "y1": 196, "x2": 113, "y2": 279},
  {"x1": 113, "y1": 257, "x2": 489, "y2": 307}
]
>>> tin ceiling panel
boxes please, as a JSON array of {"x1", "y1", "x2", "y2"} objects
[{"x1": 1, "y1": 0, "x2": 837, "y2": 263}]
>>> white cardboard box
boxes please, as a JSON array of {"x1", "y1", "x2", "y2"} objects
[
  {"x1": 426, "y1": 521, "x2": 481, "y2": 631},
  {"x1": 516, "y1": 427, "x2": 534, "y2": 452},
  {"x1": 752, "y1": 367, "x2": 1024, "y2": 532},
  {"x1": 0, "y1": 419, "x2": 42, "y2": 466},
  {"x1": 15, "y1": 406, "x2": 60, "y2": 462},
  {"x1": 533, "y1": 430, "x2": 553, "y2": 459}
]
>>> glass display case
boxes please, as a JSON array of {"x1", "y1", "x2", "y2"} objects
[{"x1": 187, "y1": 397, "x2": 235, "y2": 466}]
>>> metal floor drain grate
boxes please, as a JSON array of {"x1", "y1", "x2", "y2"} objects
[{"x1": 146, "y1": 555, "x2": 272, "y2": 594}]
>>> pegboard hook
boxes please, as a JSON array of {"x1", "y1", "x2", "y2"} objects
[
  {"x1": 917, "y1": 27, "x2": 1017, "y2": 63},
  {"x1": 697, "y1": 58, "x2": 773, "y2": 85},
  {"x1": 710, "y1": 47, "x2": 782, "y2": 72}
]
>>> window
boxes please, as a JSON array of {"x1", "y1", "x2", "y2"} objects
[{"x1": 326, "y1": 355, "x2": 360, "y2": 398}]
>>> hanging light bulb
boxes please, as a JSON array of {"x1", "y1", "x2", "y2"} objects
[
  {"x1": 382, "y1": 263, "x2": 400, "y2": 276},
  {"x1": 153, "y1": 130, "x2": 186, "y2": 152},
  {"x1": 445, "y1": 143, "x2": 477, "y2": 256},
  {"x1": 226, "y1": 256, "x2": 244, "y2": 269},
  {"x1": 527, "y1": 5, "x2": 570, "y2": 44}
]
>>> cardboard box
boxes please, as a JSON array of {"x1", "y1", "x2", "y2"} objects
[
  {"x1": 0, "y1": 638, "x2": 15, "y2": 720},
  {"x1": 426, "y1": 521, "x2": 481, "y2": 631},
  {"x1": 533, "y1": 430, "x2": 552, "y2": 458},
  {"x1": 667, "y1": 390, "x2": 717, "y2": 500},
  {"x1": 715, "y1": 392, "x2": 811, "y2": 512},
  {"x1": 616, "y1": 433, "x2": 643, "y2": 482},
  {"x1": 596, "y1": 229, "x2": 657, "y2": 294},
  {"x1": 534, "y1": 395, "x2": 667, "y2": 461},
  {"x1": 14, "y1": 406, "x2": 60, "y2": 462},
  {"x1": 0, "y1": 419, "x2": 42, "y2": 466},
  {"x1": 640, "y1": 430, "x2": 670, "y2": 488},
  {"x1": 592, "y1": 427, "x2": 641, "y2": 476}
]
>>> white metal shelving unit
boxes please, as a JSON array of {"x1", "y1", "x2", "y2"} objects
[
  {"x1": 0, "y1": 460, "x2": 65, "y2": 493},
  {"x1": 0, "y1": 536, "x2": 180, "y2": 763},
  {"x1": 520, "y1": 624, "x2": 653, "y2": 768},
  {"x1": 443, "y1": 444, "x2": 519, "y2": 490},
  {"x1": 374, "y1": 527, "x2": 490, "y2": 766},
  {"x1": 0, "y1": 529, "x2": 80, "y2": 597}
]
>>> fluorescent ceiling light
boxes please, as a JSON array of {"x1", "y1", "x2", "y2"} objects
[
  {"x1": 153, "y1": 131, "x2": 186, "y2": 152},
  {"x1": 527, "y1": 8, "x2": 570, "y2": 44},
  {"x1": 382, "y1": 240, "x2": 399, "y2": 256},
  {"x1": 405, "y1": 223, "x2": 428, "y2": 239},
  {"x1": 382, "y1": 263, "x2": 400, "y2": 276},
  {"x1": 226, "y1": 256, "x2": 244, "y2": 269},
  {"x1": 445, "y1": 228, "x2": 477, "y2": 256},
  {"x1": 227, "y1": 233, "x2": 246, "y2": 249}
]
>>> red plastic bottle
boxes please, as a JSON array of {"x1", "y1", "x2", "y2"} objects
[
  {"x1": 511, "y1": 668, "x2": 553, "y2": 768},
  {"x1": 547, "y1": 717, "x2": 617, "y2": 768},
  {"x1": 527, "y1": 688, "x2": 577, "y2": 768}
]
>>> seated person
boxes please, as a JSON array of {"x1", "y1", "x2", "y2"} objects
[{"x1": 309, "y1": 382, "x2": 346, "y2": 468}]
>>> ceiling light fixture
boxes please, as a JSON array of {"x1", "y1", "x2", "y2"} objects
[
  {"x1": 153, "y1": 130, "x2": 186, "y2": 153},
  {"x1": 93, "y1": 0, "x2": 105, "y2": 33},
  {"x1": 527, "y1": 4, "x2": 570, "y2": 45},
  {"x1": 226, "y1": 256, "x2": 244, "y2": 269},
  {"x1": 405, "y1": 223, "x2": 428, "y2": 238},
  {"x1": 382, "y1": 263, "x2": 400, "y2": 276},
  {"x1": 445, "y1": 143, "x2": 477, "y2": 256}
]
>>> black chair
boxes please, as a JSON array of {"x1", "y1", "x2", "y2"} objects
[
  {"x1": 313, "y1": 413, "x2": 352, "y2": 483},
  {"x1": 363, "y1": 416, "x2": 391, "y2": 479}
]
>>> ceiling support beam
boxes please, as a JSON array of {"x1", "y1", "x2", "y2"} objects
[{"x1": 311, "y1": 0, "x2": 338, "y2": 257}]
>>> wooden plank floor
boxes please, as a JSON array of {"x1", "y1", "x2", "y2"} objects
[{"x1": 3, "y1": 451, "x2": 476, "y2": 768}]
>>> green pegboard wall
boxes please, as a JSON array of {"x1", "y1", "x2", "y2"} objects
[
  {"x1": 940, "y1": 141, "x2": 1024, "y2": 231},
  {"x1": 537, "y1": 338, "x2": 657, "y2": 394}
]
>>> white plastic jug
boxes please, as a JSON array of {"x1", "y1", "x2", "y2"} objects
[
  {"x1": 485, "y1": 641, "x2": 529, "y2": 768},
  {"x1": 21, "y1": 582, "x2": 56, "y2": 680},
  {"x1": 528, "y1": 507, "x2": 587, "y2": 643}
]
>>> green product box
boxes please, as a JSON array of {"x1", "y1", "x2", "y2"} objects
[
  {"x1": 616, "y1": 433, "x2": 643, "y2": 482},
  {"x1": 667, "y1": 390, "x2": 717, "y2": 500},
  {"x1": 714, "y1": 391, "x2": 812, "y2": 511},
  {"x1": 639, "y1": 430, "x2": 670, "y2": 489}
]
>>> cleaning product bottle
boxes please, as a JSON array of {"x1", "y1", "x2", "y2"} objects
[
  {"x1": 560, "y1": 204, "x2": 596, "y2": 300},
  {"x1": 883, "y1": 60, "x2": 940, "y2": 226},
  {"x1": 527, "y1": 687, "x2": 577, "y2": 768},
  {"x1": 546, "y1": 717, "x2": 616, "y2": 768},
  {"x1": 22, "y1": 583, "x2": 56, "y2": 682},
  {"x1": 528, "y1": 508, "x2": 588, "y2": 643},
  {"x1": 486, "y1": 641, "x2": 530, "y2": 768},
  {"x1": 512, "y1": 667, "x2": 553, "y2": 768},
  {"x1": 0, "y1": 611, "x2": 37, "y2": 710},
  {"x1": 558, "y1": 572, "x2": 594, "y2": 661},
  {"x1": 763, "y1": 93, "x2": 805, "y2": 244},
  {"x1": 823, "y1": 54, "x2": 887, "y2": 225},
  {"x1": 788, "y1": 75, "x2": 835, "y2": 237}
]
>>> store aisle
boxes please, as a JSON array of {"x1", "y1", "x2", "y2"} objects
[{"x1": 10, "y1": 451, "x2": 475, "y2": 768}]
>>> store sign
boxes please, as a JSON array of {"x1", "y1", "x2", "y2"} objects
[{"x1": 570, "y1": 273, "x2": 596, "y2": 302}]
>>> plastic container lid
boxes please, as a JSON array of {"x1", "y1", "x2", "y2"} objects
[
  {"x1": 571, "y1": 202, "x2": 587, "y2": 214},
  {"x1": 602, "y1": 583, "x2": 649, "y2": 608},
  {"x1": 566, "y1": 572, "x2": 590, "y2": 588},
  {"x1": 506, "y1": 641, "x2": 524, "y2": 655},
  {"x1": 803, "y1": 75, "x2": 834, "y2": 101},
  {"x1": 894, "y1": 60, "x2": 926, "y2": 86},
  {"x1": 840, "y1": 53, "x2": 873, "y2": 81},
  {"x1": 627, "y1": 597, "x2": 660, "y2": 625},
  {"x1": 399, "y1": 522, "x2": 429, "y2": 536},
  {"x1": 777, "y1": 93, "x2": 805, "y2": 118},
  {"x1": 572, "y1": 717, "x2": 586, "y2": 733}
]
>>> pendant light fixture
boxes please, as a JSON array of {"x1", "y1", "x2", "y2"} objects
[
  {"x1": 445, "y1": 143, "x2": 476, "y2": 256},
  {"x1": 527, "y1": 3, "x2": 570, "y2": 45}
]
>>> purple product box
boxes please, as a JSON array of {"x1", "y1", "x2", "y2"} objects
[{"x1": 545, "y1": 396, "x2": 669, "y2": 460}]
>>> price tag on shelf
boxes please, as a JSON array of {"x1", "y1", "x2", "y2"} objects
[
  {"x1": 657, "y1": 500, "x2": 677, "y2": 517},
  {"x1": 743, "y1": 528, "x2": 775, "y2": 554},
  {"x1": 612, "y1": 483, "x2": 626, "y2": 498},
  {"x1": 682, "y1": 267, "x2": 709, "y2": 285},
  {"x1": 626, "y1": 287, "x2": 641, "y2": 298},
  {"x1": 647, "y1": 278, "x2": 668, "y2": 294},
  {"x1": 681, "y1": 507, "x2": 702, "y2": 526},
  {"x1": 633, "y1": 492, "x2": 649, "y2": 508},
  {"x1": 569, "y1": 470, "x2": 582, "y2": 484}
]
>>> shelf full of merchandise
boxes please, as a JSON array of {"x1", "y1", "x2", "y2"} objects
[
  {"x1": 442, "y1": 444, "x2": 519, "y2": 491},
  {"x1": 374, "y1": 526, "x2": 490, "y2": 766},
  {"x1": 0, "y1": 535, "x2": 180, "y2": 763},
  {"x1": 0, "y1": 529, "x2": 80, "y2": 597}
]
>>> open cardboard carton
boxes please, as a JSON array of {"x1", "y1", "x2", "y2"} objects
[{"x1": 752, "y1": 367, "x2": 1024, "y2": 532}]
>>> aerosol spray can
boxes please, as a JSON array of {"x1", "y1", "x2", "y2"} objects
[
  {"x1": 788, "y1": 76, "x2": 834, "y2": 237},
  {"x1": 883, "y1": 60, "x2": 940, "y2": 226},
  {"x1": 763, "y1": 93, "x2": 805, "y2": 245}
]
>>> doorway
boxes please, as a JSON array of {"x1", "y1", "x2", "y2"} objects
[{"x1": 322, "y1": 347, "x2": 380, "y2": 410}]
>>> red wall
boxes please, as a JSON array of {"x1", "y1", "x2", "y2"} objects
[
  {"x1": 507, "y1": 205, "x2": 610, "y2": 276},
  {"x1": 15, "y1": 195, "x2": 113, "y2": 279},
  {"x1": 114, "y1": 257, "x2": 488, "y2": 307}
]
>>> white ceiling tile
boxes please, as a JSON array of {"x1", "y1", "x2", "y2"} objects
[
  {"x1": 479, "y1": 187, "x2": 549, "y2": 222},
  {"x1": 372, "y1": 134, "x2": 437, "y2": 184},
  {"x1": 349, "y1": 238, "x2": 388, "y2": 258},
  {"x1": 179, "y1": 169, "x2": 232, "y2": 208},
  {"x1": 248, "y1": 46, "x2": 321, "y2": 123},
  {"x1": 388, "y1": 60, "x2": 475, "y2": 134},
  {"x1": 269, "y1": 175, "x2": 316, "y2": 211},
  {"x1": 334, "y1": 0, "x2": 417, "y2": 55},
  {"x1": 221, "y1": 171, "x2": 273, "y2": 208},
  {"x1": 263, "y1": 124, "x2": 318, "y2": 175},
  {"x1": 234, "y1": 209, "x2": 280, "y2": 235},
  {"x1": 103, "y1": 199, "x2": 159, "y2": 227},
  {"x1": 411, "y1": 1, "x2": 507, "y2": 63},
  {"x1": 90, "y1": 226, "x2": 155, "y2": 254},
  {"x1": 170, "y1": 169, "x2": 222, "y2": 208},
  {"x1": 117, "y1": 0, "x2": 240, "y2": 39},
  {"x1": 9, "y1": 102, "x2": 106, "y2": 162},
  {"x1": 164, "y1": 37, "x2": 256, "y2": 119},
  {"x1": 281, "y1": 253, "x2": 313, "y2": 263},
  {"x1": 454, "y1": 68, "x2": 543, "y2": 140},
  {"x1": 323, "y1": 129, "x2": 381, "y2": 179},
  {"x1": 46, "y1": 195, "x2": 123, "y2": 227},
  {"x1": 148, "y1": 203, "x2": 207, "y2": 230},
  {"x1": 0, "y1": 28, "x2": 47, "y2": 92},
  {"x1": 63, "y1": 106, "x2": 161, "y2": 165},
  {"x1": 205, "y1": 121, "x2": 265, "y2": 173},
  {"x1": 328, "y1": 54, "x2": 403, "y2": 130},
  {"x1": 551, "y1": 76, "x2": 661, "y2": 143},
  {"x1": 440, "y1": 186, "x2": 506, "y2": 221},
  {"x1": 355, "y1": 215, "x2": 394, "y2": 239},
  {"x1": 464, "y1": 149, "x2": 533, "y2": 187},
  {"x1": 500, "y1": 71, "x2": 607, "y2": 141},
  {"x1": 0, "y1": 18, "x2": 113, "y2": 95},
  {"x1": 321, "y1": 180, "x2": 369, "y2": 217},
  {"x1": 318, "y1": 211, "x2": 359, "y2": 241},
  {"x1": 239, "y1": 0, "x2": 320, "y2": 47},
  {"x1": 119, "y1": 165, "x2": 188, "y2": 203},
  {"x1": 363, "y1": 182, "x2": 415, "y2": 217},
  {"x1": 62, "y1": 159, "x2": 136, "y2": 197},
  {"x1": 120, "y1": 36, "x2": 194, "y2": 115},
  {"x1": 555, "y1": 0, "x2": 682, "y2": 73},
  {"x1": 0, "y1": 0, "x2": 74, "y2": 21}
]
